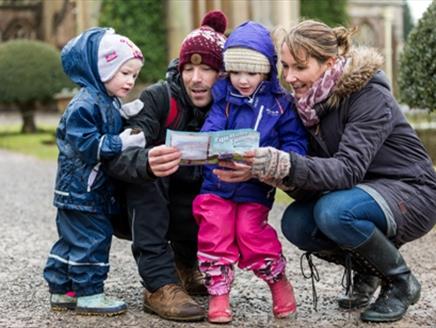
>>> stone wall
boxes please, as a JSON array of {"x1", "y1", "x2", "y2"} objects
[{"x1": 0, "y1": 0, "x2": 99, "y2": 49}]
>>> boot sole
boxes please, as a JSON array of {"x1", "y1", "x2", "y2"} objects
[
  {"x1": 143, "y1": 304, "x2": 205, "y2": 322},
  {"x1": 361, "y1": 312, "x2": 406, "y2": 323},
  {"x1": 51, "y1": 303, "x2": 76, "y2": 311},
  {"x1": 76, "y1": 307, "x2": 127, "y2": 317},
  {"x1": 208, "y1": 316, "x2": 232, "y2": 324},
  {"x1": 274, "y1": 310, "x2": 297, "y2": 320}
]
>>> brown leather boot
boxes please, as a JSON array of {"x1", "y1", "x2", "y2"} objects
[
  {"x1": 143, "y1": 284, "x2": 205, "y2": 321},
  {"x1": 176, "y1": 260, "x2": 208, "y2": 296}
]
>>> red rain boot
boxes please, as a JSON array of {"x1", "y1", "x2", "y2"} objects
[
  {"x1": 208, "y1": 294, "x2": 232, "y2": 324},
  {"x1": 269, "y1": 275, "x2": 297, "y2": 318}
]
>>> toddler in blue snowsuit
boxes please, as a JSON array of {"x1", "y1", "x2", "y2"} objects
[{"x1": 43, "y1": 27, "x2": 144, "y2": 315}]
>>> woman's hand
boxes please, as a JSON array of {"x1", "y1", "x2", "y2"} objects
[
  {"x1": 244, "y1": 147, "x2": 291, "y2": 180},
  {"x1": 213, "y1": 160, "x2": 253, "y2": 183},
  {"x1": 148, "y1": 145, "x2": 181, "y2": 177}
]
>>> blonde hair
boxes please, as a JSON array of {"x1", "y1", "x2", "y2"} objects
[{"x1": 283, "y1": 19, "x2": 356, "y2": 64}]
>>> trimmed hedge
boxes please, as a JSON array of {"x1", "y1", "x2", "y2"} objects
[
  {"x1": 0, "y1": 39, "x2": 72, "y2": 103},
  {"x1": 301, "y1": 0, "x2": 349, "y2": 27},
  {"x1": 398, "y1": 1, "x2": 435, "y2": 111}
]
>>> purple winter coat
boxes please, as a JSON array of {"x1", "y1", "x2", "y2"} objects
[{"x1": 200, "y1": 21, "x2": 308, "y2": 208}]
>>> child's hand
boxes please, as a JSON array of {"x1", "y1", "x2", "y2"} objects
[
  {"x1": 119, "y1": 128, "x2": 145, "y2": 150},
  {"x1": 213, "y1": 161, "x2": 252, "y2": 183},
  {"x1": 242, "y1": 150, "x2": 256, "y2": 164}
]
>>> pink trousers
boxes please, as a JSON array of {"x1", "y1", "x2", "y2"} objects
[{"x1": 193, "y1": 193, "x2": 286, "y2": 295}]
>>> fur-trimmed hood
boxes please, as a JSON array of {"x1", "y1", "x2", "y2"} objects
[{"x1": 327, "y1": 47, "x2": 384, "y2": 107}]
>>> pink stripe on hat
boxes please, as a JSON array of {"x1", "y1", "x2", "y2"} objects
[{"x1": 98, "y1": 29, "x2": 144, "y2": 82}]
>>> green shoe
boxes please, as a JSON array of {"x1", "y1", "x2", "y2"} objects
[
  {"x1": 76, "y1": 293, "x2": 127, "y2": 316},
  {"x1": 50, "y1": 293, "x2": 77, "y2": 311}
]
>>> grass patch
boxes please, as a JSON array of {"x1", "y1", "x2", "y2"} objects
[
  {"x1": 0, "y1": 124, "x2": 58, "y2": 160},
  {"x1": 275, "y1": 188, "x2": 294, "y2": 205}
]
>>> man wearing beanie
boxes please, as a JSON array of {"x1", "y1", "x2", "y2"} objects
[{"x1": 105, "y1": 10, "x2": 227, "y2": 321}]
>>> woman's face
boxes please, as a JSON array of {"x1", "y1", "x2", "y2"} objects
[{"x1": 280, "y1": 43, "x2": 333, "y2": 99}]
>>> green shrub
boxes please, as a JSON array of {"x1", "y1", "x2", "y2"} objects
[
  {"x1": 0, "y1": 40, "x2": 72, "y2": 132},
  {"x1": 301, "y1": 0, "x2": 349, "y2": 27},
  {"x1": 0, "y1": 39, "x2": 71, "y2": 103},
  {"x1": 99, "y1": 0, "x2": 167, "y2": 84},
  {"x1": 398, "y1": 1, "x2": 435, "y2": 111}
]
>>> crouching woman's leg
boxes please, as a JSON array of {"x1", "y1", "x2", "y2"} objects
[
  {"x1": 281, "y1": 193, "x2": 380, "y2": 311},
  {"x1": 313, "y1": 188, "x2": 420, "y2": 322},
  {"x1": 281, "y1": 199, "x2": 337, "y2": 253},
  {"x1": 281, "y1": 199, "x2": 346, "y2": 310}
]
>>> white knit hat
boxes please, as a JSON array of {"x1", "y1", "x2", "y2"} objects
[
  {"x1": 224, "y1": 47, "x2": 270, "y2": 74},
  {"x1": 98, "y1": 29, "x2": 144, "y2": 82}
]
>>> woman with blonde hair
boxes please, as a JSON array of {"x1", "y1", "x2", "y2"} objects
[{"x1": 214, "y1": 19, "x2": 436, "y2": 323}]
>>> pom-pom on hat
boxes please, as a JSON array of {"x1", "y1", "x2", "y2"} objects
[
  {"x1": 224, "y1": 48, "x2": 271, "y2": 74},
  {"x1": 178, "y1": 10, "x2": 227, "y2": 72},
  {"x1": 98, "y1": 29, "x2": 144, "y2": 82}
]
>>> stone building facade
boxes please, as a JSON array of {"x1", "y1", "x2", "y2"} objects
[
  {"x1": 348, "y1": 0, "x2": 406, "y2": 92},
  {"x1": 166, "y1": 0, "x2": 300, "y2": 59},
  {"x1": 0, "y1": 0, "x2": 299, "y2": 56},
  {"x1": 0, "y1": 0, "x2": 406, "y2": 92},
  {"x1": 0, "y1": 0, "x2": 99, "y2": 48}
]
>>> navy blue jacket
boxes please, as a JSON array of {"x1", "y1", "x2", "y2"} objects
[{"x1": 53, "y1": 27, "x2": 123, "y2": 214}]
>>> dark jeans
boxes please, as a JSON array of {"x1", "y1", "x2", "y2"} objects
[
  {"x1": 281, "y1": 187, "x2": 388, "y2": 251},
  {"x1": 126, "y1": 170, "x2": 201, "y2": 292}
]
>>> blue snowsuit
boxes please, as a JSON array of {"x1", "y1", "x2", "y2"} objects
[
  {"x1": 43, "y1": 27, "x2": 124, "y2": 296},
  {"x1": 200, "y1": 21, "x2": 308, "y2": 208}
]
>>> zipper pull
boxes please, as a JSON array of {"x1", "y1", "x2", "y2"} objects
[{"x1": 253, "y1": 105, "x2": 264, "y2": 131}]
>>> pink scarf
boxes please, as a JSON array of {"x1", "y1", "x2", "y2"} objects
[{"x1": 295, "y1": 57, "x2": 347, "y2": 127}]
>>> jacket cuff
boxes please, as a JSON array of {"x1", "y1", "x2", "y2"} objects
[{"x1": 282, "y1": 152, "x2": 307, "y2": 188}]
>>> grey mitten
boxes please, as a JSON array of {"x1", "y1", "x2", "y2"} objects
[
  {"x1": 251, "y1": 147, "x2": 291, "y2": 181},
  {"x1": 119, "y1": 128, "x2": 146, "y2": 151}
]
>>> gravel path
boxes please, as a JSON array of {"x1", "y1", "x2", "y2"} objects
[{"x1": 0, "y1": 148, "x2": 434, "y2": 328}]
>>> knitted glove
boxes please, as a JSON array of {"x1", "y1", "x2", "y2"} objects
[
  {"x1": 251, "y1": 147, "x2": 291, "y2": 181},
  {"x1": 119, "y1": 128, "x2": 146, "y2": 151},
  {"x1": 119, "y1": 99, "x2": 144, "y2": 119}
]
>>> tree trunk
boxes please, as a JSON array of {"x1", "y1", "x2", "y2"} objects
[{"x1": 19, "y1": 102, "x2": 37, "y2": 134}]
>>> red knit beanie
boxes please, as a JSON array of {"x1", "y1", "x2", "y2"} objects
[{"x1": 178, "y1": 10, "x2": 227, "y2": 72}]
